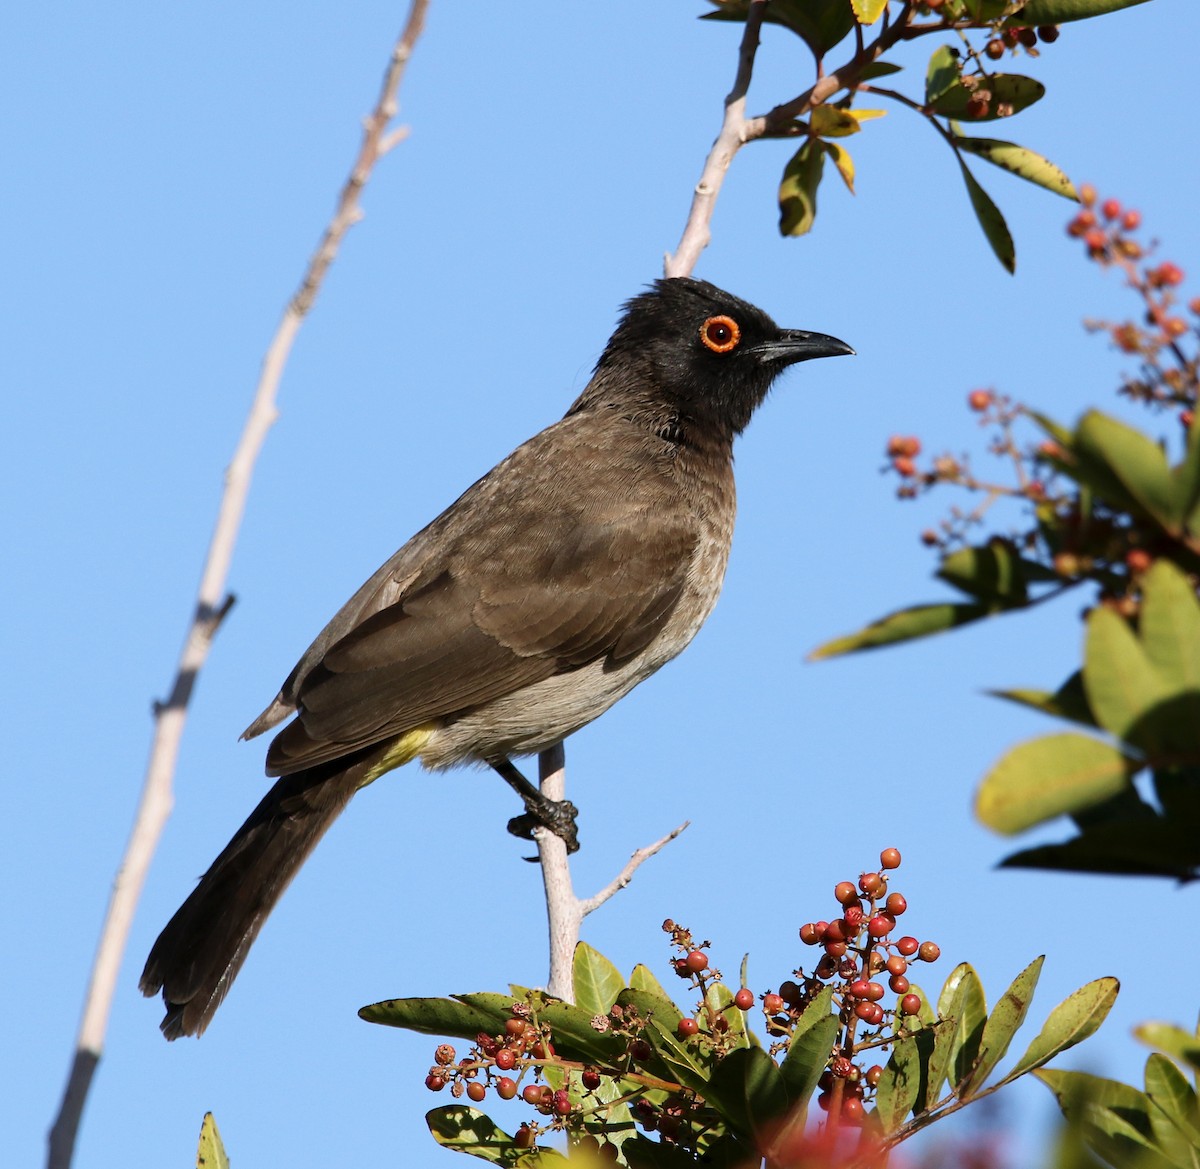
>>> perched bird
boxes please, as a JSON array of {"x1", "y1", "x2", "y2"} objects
[{"x1": 140, "y1": 277, "x2": 852, "y2": 1038}]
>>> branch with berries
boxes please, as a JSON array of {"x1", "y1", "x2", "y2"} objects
[{"x1": 359, "y1": 848, "x2": 1117, "y2": 1168}]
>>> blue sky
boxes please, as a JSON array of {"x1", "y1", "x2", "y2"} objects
[{"x1": 5, "y1": 3, "x2": 1196, "y2": 1166}]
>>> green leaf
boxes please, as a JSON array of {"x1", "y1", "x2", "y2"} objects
[
  {"x1": 779, "y1": 140, "x2": 825, "y2": 237},
  {"x1": 1016, "y1": 0, "x2": 1152, "y2": 23},
  {"x1": 1137, "y1": 1022, "x2": 1200, "y2": 1075},
  {"x1": 1172, "y1": 415, "x2": 1200, "y2": 524},
  {"x1": 196, "y1": 1113, "x2": 229, "y2": 1169},
  {"x1": 859, "y1": 61, "x2": 903, "y2": 81},
  {"x1": 932, "y1": 74, "x2": 1046, "y2": 122},
  {"x1": 989, "y1": 671, "x2": 1097, "y2": 729},
  {"x1": 1075, "y1": 411, "x2": 1178, "y2": 531},
  {"x1": 1144, "y1": 1053, "x2": 1200, "y2": 1148},
  {"x1": 937, "y1": 541, "x2": 1029, "y2": 603},
  {"x1": 427, "y1": 1106, "x2": 568, "y2": 1165},
  {"x1": 709, "y1": 1046, "x2": 788, "y2": 1143},
  {"x1": 875, "y1": 1034, "x2": 923, "y2": 1131},
  {"x1": 701, "y1": 1, "x2": 856, "y2": 58},
  {"x1": 937, "y1": 963, "x2": 989, "y2": 1094},
  {"x1": 958, "y1": 157, "x2": 1015, "y2": 272},
  {"x1": 809, "y1": 601, "x2": 993, "y2": 659},
  {"x1": 1000, "y1": 816, "x2": 1200, "y2": 880},
  {"x1": 539, "y1": 1001, "x2": 628, "y2": 1065},
  {"x1": 1035, "y1": 1070, "x2": 1164, "y2": 1168},
  {"x1": 629, "y1": 963, "x2": 672, "y2": 999},
  {"x1": 976, "y1": 732, "x2": 1138, "y2": 833},
  {"x1": 953, "y1": 134, "x2": 1077, "y2": 200},
  {"x1": 358, "y1": 993, "x2": 513, "y2": 1038},
  {"x1": 926, "y1": 45, "x2": 961, "y2": 105},
  {"x1": 1083, "y1": 607, "x2": 1172, "y2": 745},
  {"x1": 851, "y1": 0, "x2": 888, "y2": 24},
  {"x1": 1140, "y1": 561, "x2": 1200, "y2": 691},
  {"x1": 1006, "y1": 977, "x2": 1119, "y2": 1081},
  {"x1": 779, "y1": 996, "x2": 839, "y2": 1107},
  {"x1": 573, "y1": 943, "x2": 624, "y2": 1016},
  {"x1": 964, "y1": 956, "x2": 1045, "y2": 1093}
]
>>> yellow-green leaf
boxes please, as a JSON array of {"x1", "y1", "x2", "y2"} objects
[
  {"x1": 851, "y1": 0, "x2": 888, "y2": 23},
  {"x1": 779, "y1": 140, "x2": 825, "y2": 237},
  {"x1": 1017, "y1": 0, "x2": 1152, "y2": 23},
  {"x1": 953, "y1": 133, "x2": 1076, "y2": 200},
  {"x1": 1135, "y1": 1021, "x2": 1200, "y2": 1072},
  {"x1": 926, "y1": 45, "x2": 961, "y2": 105},
  {"x1": 931, "y1": 74, "x2": 1046, "y2": 121},
  {"x1": 196, "y1": 1114, "x2": 229, "y2": 1169},
  {"x1": 976, "y1": 733, "x2": 1137, "y2": 833},
  {"x1": 573, "y1": 942, "x2": 624, "y2": 1016},
  {"x1": 1144, "y1": 1053, "x2": 1200, "y2": 1148},
  {"x1": 959, "y1": 158, "x2": 1015, "y2": 272},
  {"x1": 825, "y1": 142, "x2": 855, "y2": 193},
  {"x1": 964, "y1": 957, "x2": 1044, "y2": 1093},
  {"x1": 809, "y1": 601, "x2": 993, "y2": 659},
  {"x1": 1139, "y1": 560, "x2": 1200, "y2": 692},
  {"x1": 811, "y1": 105, "x2": 885, "y2": 138},
  {"x1": 1083, "y1": 607, "x2": 1171, "y2": 744},
  {"x1": 1006, "y1": 978, "x2": 1119, "y2": 1081},
  {"x1": 428, "y1": 1106, "x2": 567, "y2": 1164}
]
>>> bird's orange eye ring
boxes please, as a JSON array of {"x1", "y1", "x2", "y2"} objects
[{"x1": 700, "y1": 315, "x2": 741, "y2": 354}]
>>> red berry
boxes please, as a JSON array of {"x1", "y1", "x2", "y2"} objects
[
  {"x1": 865, "y1": 1003, "x2": 885, "y2": 1025},
  {"x1": 734, "y1": 987, "x2": 755, "y2": 1011},
  {"x1": 880, "y1": 848, "x2": 901, "y2": 870},
  {"x1": 918, "y1": 941, "x2": 942, "y2": 963},
  {"x1": 890, "y1": 974, "x2": 910, "y2": 994},
  {"x1": 685, "y1": 950, "x2": 709, "y2": 974},
  {"x1": 835, "y1": 880, "x2": 858, "y2": 904},
  {"x1": 866, "y1": 1065, "x2": 884, "y2": 1087},
  {"x1": 1017, "y1": 26, "x2": 1038, "y2": 48},
  {"x1": 843, "y1": 905, "x2": 864, "y2": 929},
  {"x1": 467, "y1": 1081, "x2": 487, "y2": 1103},
  {"x1": 984, "y1": 37, "x2": 1004, "y2": 59},
  {"x1": 581, "y1": 1068, "x2": 601, "y2": 1091},
  {"x1": 1125, "y1": 549, "x2": 1152, "y2": 574},
  {"x1": 495, "y1": 1049, "x2": 516, "y2": 1071},
  {"x1": 763, "y1": 993, "x2": 785, "y2": 1015},
  {"x1": 677, "y1": 1017, "x2": 699, "y2": 1038},
  {"x1": 897, "y1": 936, "x2": 919, "y2": 956},
  {"x1": 1084, "y1": 228, "x2": 1106, "y2": 251},
  {"x1": 434, "y1": 1044, "x2": 456, "y2": 1066},
  {"x1": 823, "y1": 919, "x2": 849, "y2": 943},
  {"x1": 553, "y1": 1090, "x2": 571, "y2": 1116},
  {"x1": 496, "y1": 1076, "x2": 517, "y2": 1100},
  {"x1": 886, "y1": 955, "x2": 908, "y2": 976},
  {"x1": 673, "y1": 959, "x2": 690, "y2": 978},
  {"x1": 425, "y1": 1073, "x2": 447, "y2": 1092},
  {"x1": 514, "y1": 1124, "x2": 535, "y2": 1150},
  {"x1": 859, "y1": 872, "x2": 882, "y2": 895},
  {"x1": 885, "y1": 892, "x2": 907, "y2": 916},
  {"x1": 817, "y1": 1090, "x2": 833, "y2": 1112},
  {"x1": 868, "y1": 914, "x2": 895, "y2": 938},
  {"x1": 531, "y1": 1040, "x2": 554, "y2": 1061},
  {"x1": 901, "y1": 994, "x2": 922, "y2": 1016},
  {"x1": 849, "y1": 979, "x2": 872, "y2": 1000},
  {"x1": 523, "y1": 1084, "x2": 545, "y2": 1105},
  {"x1": 864, "y1": 981, "x2": 885, "y2": 1002},
  {"x1": 630, "y1": 1039, "x2": 652, "y2": 1061},
  {"x1": 1101, "y1": 198, "x2": 1121, "y2": 220},
  {"x1": 1165, "y1": 317, "x2": 1188, "y2": 338},
  {"x1": 504, "y1": 1018, "x2": 526, "y2": 1038},
  {"x1": 814, "y1": 956, "x2": 838, "y2": 980},
  {"x1": 893, "y1": 456, "x2": 917, "y2": 478},
  {"x1": 842, "y1": 1096, "x2": 866, "y2": 1123},
  {"x1": 1182, "y1": 410, "x2": 1195, "y2": 429},
  {"x1": 779, "y1": 980, "x2": 802, "y2": 1006},
  {"x1": 968, "y1": 389, "x2": 992, "y2": 412},
  {"x1": 1079, "y1": 183, "x2": 1096, "y2": 206},
  {"x1": 854, "y1": 1001, "x2": 877, "y2": 1022},
  {"x1": 799, "y1": 922, "x2": 821, "y2": 945},
  {"x1": 1038, "y1": 24, "x2": 1059, "y2": 42},
  {"x1": 1122, "y1": 209, "x2": 1141, "y2": 231}
]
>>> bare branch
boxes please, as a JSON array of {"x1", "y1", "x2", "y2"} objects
[
  {"x1": 665, "y1": 0, "x2": 769, "y2": 277},
  {"x1": 578, "y1": 821, "x2": 690, "y2": 916},
  {"x1": 47, "y1": 6, "x2": 431, "y2": 1167}
]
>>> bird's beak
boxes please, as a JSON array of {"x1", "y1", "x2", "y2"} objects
[{"x1": 752, "y1": 329, "x2": 855, "y2": 365}]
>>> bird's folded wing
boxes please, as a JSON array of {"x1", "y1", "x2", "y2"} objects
[{"x1": 263, "y1": 489, "x2": 695, "y2": 776}]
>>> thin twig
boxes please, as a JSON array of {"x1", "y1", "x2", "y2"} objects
[
  {"x1": 46, "y1": 6, "x2": 430, "y2": 1167},
  {"x1": 578, "y1": 821, "x2": 690, "y2": 916}
]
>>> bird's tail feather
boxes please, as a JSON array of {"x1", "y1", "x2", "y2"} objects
[{"x1": 139, "y1": 753, "x2": 373, "y2": 1040}]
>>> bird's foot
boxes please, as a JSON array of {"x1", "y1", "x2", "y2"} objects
[{"x1": 491, "y1": 757, "x2": 580, "y2": 854}]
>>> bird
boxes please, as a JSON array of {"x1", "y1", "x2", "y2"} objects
[{"x1": 140, "y1": 276, "x2": 852, "y2": 1039}]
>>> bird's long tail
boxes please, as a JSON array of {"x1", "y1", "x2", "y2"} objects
[{"x1": 139, "y1": 754, "x2": 371, "y2": 1040}]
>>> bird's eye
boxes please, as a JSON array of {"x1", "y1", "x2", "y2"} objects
[{"x1": 700, "y1": 315, "x2": 741, "y2": 354}]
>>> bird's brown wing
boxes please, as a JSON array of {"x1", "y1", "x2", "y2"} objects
[{"x1": 260, "y1": 415, "x2": 696, "y2": 776}]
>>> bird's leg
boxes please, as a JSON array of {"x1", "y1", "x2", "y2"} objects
[{"x1": 490, "y1": 757, "x2": 579, "y2": 853}]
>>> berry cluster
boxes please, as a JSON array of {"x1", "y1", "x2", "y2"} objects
[{"x1": 885, "y1": 191, "x2": 1199, "y2": 616}]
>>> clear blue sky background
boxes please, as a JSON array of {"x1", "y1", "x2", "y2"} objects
[{"x1": 5, "y1": 3, "x2": 1197, "y2": 1166}]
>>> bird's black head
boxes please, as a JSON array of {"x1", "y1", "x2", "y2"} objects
[{"x1": 581, "y1": 277, "x2": 853, "y2": 441}]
